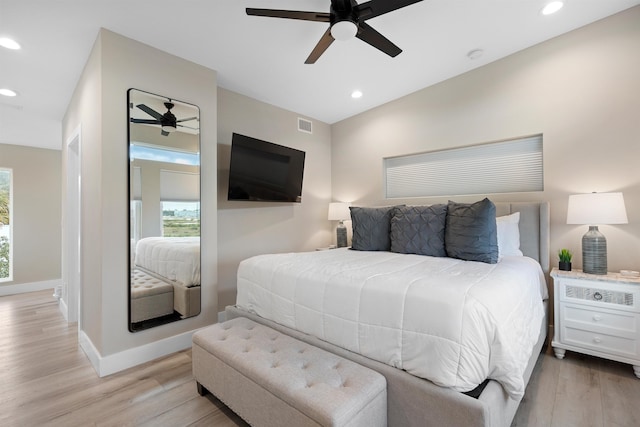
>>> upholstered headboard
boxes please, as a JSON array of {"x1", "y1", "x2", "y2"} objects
[{"x1": 495, "y1": 202, "x2": 550, "y2": 273}]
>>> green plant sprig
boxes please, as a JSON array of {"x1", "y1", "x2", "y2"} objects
[{"x1": 558, "y1": 248, "x2": 572, "y2": 263}]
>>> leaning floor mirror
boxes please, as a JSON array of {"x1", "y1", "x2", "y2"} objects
[{"x1": 127, "y1": 88, "x2": 201, "y2": 332}]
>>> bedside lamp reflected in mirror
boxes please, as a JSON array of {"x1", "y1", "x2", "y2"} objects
[
  {"x1": 566, "y1": 192, "x2": 628, "y2": 275},
  {"x1": 328, "y1": 202, "x2": 351, "y2": 248}
]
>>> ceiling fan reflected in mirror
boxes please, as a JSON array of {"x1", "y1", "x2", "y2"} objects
[
  {"x1": 131, "y1": 101, "x2": 198, "y2": 136},
  {"x1": 246, "y1": 0, "x2": 423, "y2": 64}
]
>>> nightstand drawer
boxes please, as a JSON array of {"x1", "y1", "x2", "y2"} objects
[
  {"x1": 561, "y1": 282, "x2": 637, "y2": 310},
  {"x1": 563, "y1": 326, "x2": 638, "y2": 358},
  {"x1": 563, "y1": 304, "x2": 637, "y2": 336}
]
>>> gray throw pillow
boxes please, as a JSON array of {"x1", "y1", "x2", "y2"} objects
[
  {"x1": 445, "y1": 198, "x2": 499, "y2": 264},
  {"x1": 390, "y1": 205, "x2": 447, "y2": 257},
  {"x1": 350, "y1": 206, "x2": 400, "y2": 251}
]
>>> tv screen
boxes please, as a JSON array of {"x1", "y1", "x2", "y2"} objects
[{"x1": 228, "y1": 133, "x2": 306, "y2": 203}]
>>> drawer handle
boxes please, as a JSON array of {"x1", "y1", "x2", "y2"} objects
[
  {"x1": 593, "y1": 337, "x2": 602, "y2": 344},
  {"x1": 592, "y1": 315, "x2": 603, "y2": 322},
  {"x1": 593, "y1": 292, "x2": 603, "y2": 301}
]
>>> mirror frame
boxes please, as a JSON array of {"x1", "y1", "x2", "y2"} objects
[{"x1": 127, "y1": 88, "x2": 201, "y2": 332}]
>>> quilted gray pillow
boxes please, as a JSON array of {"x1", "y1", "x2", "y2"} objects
[
  {"x1": 390, "y1": 205, "x2": 447, "y2": 257},
  {"x1": 350, "y1": 206, "x2": 400, "y2": 251},
  {"x1": 445, "y1": 198, "x2": 499, "y2": 264}
]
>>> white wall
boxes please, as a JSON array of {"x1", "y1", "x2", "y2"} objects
[
  {"x1": 331, "y1": 7, "x2": 640, "y2": 274},
  {"x1": 62, "y1": 29, "x2": 217, "y2": 371},
  {"x1": 217, "y1": 88, "x2": 333, "y2": 311}
]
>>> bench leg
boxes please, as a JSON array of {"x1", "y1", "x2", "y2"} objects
[{"x1": 196, "y1": 381, "x2": 210, "y2": 396}]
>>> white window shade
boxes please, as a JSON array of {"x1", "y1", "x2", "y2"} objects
[
  {"x1": 160, "y1": 170, "x2": 199, "y2": 202},
  {"x1": 131, "y1": 166, "x2": 142, "y2": 200},
  {"x1": 384, "y1": 134, "x2": 543, "y2": 198}
]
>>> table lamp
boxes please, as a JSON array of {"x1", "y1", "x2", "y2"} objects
[
  {"x1": 566, "y1": 192, "x2": 628, "y2": 275},
  {"x1": 328, "y1": 202, "x2": 351, "y2": 248}
]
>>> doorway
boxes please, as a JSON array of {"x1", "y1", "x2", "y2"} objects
[{"x1": 62, "y1": 127, "x2": 81, "y2": 324}]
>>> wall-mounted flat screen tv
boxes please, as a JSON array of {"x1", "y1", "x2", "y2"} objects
[{"x1": 228, "y1": 133, "x2": 306, "y2": 203}]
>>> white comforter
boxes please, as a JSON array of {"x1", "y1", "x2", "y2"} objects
[
  {"x1": 134, "y1": 237, "x2": 200, "y2": 287},
  {"x1": 236, "y1": 248, "x2": 547, "y2": 399}
]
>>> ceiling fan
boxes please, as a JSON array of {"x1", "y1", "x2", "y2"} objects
[
  {"x1": 246, "y1": 0, "x2": 423, "y2": 64},
  {"x1": 131, "y1": 101, "x2": 198, "y2": 136}
]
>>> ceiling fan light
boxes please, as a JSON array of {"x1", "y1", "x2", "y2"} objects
[
  {"x1": 161, "y1": 124, "x2": 176, "y2": 133},
  {"x1": 331, "y1": 20, "x2": 357, "y2": 41}
]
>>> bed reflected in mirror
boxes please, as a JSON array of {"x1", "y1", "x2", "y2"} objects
[{"x1": 127, "y1": 88, "x2": 201, "y2": 332}]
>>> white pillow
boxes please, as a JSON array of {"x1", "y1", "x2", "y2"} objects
[{"x1": 496, "y1": 212, "x2": 523, "y2": 258}]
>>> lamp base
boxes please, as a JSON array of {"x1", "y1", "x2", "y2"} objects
[
  {"x1": 336, "y1": 222, "x2": 347, "y2": 248},
  {"x1": 582, "y1": 226, "x2": 607, "y2": 275}
]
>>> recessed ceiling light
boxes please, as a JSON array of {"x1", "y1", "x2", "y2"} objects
[
  {"x1": 542, "y1": 1, "x2": 564, "y2": 15},
  {"x1": 0, "y1": 37, "x2": 21, "y2": 50},
  {"x1": 351, "y1": 90, "x2": 363, "y2": 99},
  {"x1": 0, "y1": 88, "x2": 18, "y2": 97}
]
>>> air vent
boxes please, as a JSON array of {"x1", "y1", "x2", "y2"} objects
[
  {"x1": 565, "y1": 285, "x2": 634, "y2": 306},
  {"x1": 298, "y1": 118, "x2": 312, "y2": 134}
]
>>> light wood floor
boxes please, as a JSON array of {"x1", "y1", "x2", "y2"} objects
[
  {"x1": 1, "y1": 290, "x2": 640, "y2": 427},
  {"x1": 0, "y1": 290, "x2": 247, "y2": 427}
]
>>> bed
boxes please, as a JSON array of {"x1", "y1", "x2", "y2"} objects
[
  {"x1": 132, "y1": 236, "x2": 201, "y2": 319},
  {"x1": 227, "y1": 201, "x2": 550, "y2": 427},
  {"x1": 134, "y1": 236, "x2": 201, "y2": 287}
]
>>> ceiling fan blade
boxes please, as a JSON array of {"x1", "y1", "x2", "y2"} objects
[
  {"x1": 246, "y1": 8, "x2": 330, "y2": 22},
  {"x1": 136, "y1": 104, "x2": 163, "y2": 120},
  {"x1": 130, "y1": 118, "x2": 161, "y2": 125},
  {"x1": 356, "y1": 22, "x2": 402, "y2": 57},
  {"x1": 356, "y1": 0, "x2": 423, "y2": 21},
  {"x1": 305, "y1": 28, "x2": 335, "y2": 64},
  {"x1": 177, "y1": 123, "x2": 199, "y2": 130},
  {"x1": 176, "y1": 116, "x2": 198, "y2": 123}
]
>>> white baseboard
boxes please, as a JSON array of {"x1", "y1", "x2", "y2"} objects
[
  {"x1": 78, "y1": 330, "x2": 101, "y2": 375},
  {"x1": 78, "y1": 329, "x2": 197, "y2": 377},
  {"x1": 0, "y1": 279, "x2": 61, "y2": 296},
  {"x1": 59, "y1": 297, "x2": 69, "y2": 322}
]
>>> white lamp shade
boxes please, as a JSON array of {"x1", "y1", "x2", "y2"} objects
[
  {"x1": 328, "y1": 202, "x2": 351, "y2": 221},
  {"x1": 566, "y1": 192, "x2": 628, "y2": 225}
]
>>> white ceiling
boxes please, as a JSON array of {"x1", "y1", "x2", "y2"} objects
[{"x1": 1, "y1": 0, "x2": 639, "y2": 150}]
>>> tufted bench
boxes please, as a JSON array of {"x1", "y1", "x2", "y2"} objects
[
  {"x1": 130, "y1": 268, "x2": 174, "y2": 323},
  {"x1": 192, "y1": 317, "x2": 387, "y2": 427}
]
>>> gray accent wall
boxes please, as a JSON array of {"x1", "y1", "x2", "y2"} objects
[{"x1": 331, "y1": 7, "x2": 640, "y2": 274}]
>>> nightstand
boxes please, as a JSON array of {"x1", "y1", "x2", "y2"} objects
[{"x1": 551, "y1": 268, "x2": 640, "y2": 378}]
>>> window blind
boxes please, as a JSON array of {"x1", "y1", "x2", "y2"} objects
[
  {"x1": 384, "y1": 134, "x2": 543, "y2": 198},
  {"x1": 160, "y1": 170, "x2": 200, "y2": 202}
]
